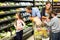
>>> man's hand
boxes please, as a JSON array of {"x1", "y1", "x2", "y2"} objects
[{"x1": 29, "y1": 17, "x2": 35, "y2": 21}]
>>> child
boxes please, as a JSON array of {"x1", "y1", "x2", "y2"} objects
[
  {"x1": 14, "y1": 13, "x2": 25, "y2": 40},
  {"x1": 44, "y1": 11, "x2": 60, "y2": 40}
]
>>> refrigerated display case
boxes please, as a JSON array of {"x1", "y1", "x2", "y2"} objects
[{"x1": 0, "y1": 1, "x2": 34, "y2": 40}]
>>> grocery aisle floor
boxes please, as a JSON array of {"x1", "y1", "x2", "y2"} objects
[
  {"x1": 27, "y1": 35, "x2": 49, "y2": 40},
  {"x1": 27, "y1": 35, "x2": 34, "y2": 40}
]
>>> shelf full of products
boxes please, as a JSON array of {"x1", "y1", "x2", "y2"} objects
[
  {"x1": 0, "y1": 22, "x2": 33, "y2": 40},
  {"x1": 53, "y1": 1, "x2": 60, "y2": 17},
  {"x1": 0, "y1": 2, "x2": 33, "y2": 8},
  {"x1": 0, "y1": 1, "x2": 34, "y2": 40}
]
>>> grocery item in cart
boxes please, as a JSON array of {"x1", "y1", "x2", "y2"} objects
[
  {"x1": 34, "y1": 27, "x2": 49, "y2": 39},
  {"x1": 32, "y1": 17, "x2": 42, "y2": 26}
]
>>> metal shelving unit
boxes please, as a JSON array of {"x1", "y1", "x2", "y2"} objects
[{"x1": 0, "y1": 0, "x2": 34, "y2": 40}]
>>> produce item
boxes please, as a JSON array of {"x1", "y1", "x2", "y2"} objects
[
  {"x1": 5, "y1": 11, "x2": 10, "y2": 13},
  {"x1": 2, "y1": 3, "x2": 7, "y2": 6},
  {"x1": 9, "y1": 2, "x2": 15, "y2": 6},
  {"x1": 34, "y1": 27, "x2": 48, "y2": 38},
  {"x1": 10, "y1": 10, "x2": 15, "y2": 12},
  {"x1": 5, "y1": 31, "x2": 11, "y2": 37},
  {"x1": 0, "y1": 18, "x2": 4, "y2": 21},
  {"x1": 6, "y1": 2, "x2": 10, "y2": 6},
  {"x1": 24, "y1": 25, "x2": 28, "y2": 29},
  {"x1": 35, "y1": 2, "x2": 41, "y2": 5},
  {"x1": 12, "y1": 30, "x2": 16, "y2": 35},
  {"x1": 7, "y1": 16, "x2": 11, "y2": 19},
  {"x1": 20, "y1": 8, "x2": 25, "y2": 11},
  {"x1": 15, "y1": 3, "x2": 19, "y2": 6},
  {"x1": 0, "y1": 2, "x2": 15, "y2": 7},
  {"x1": 4, "y1": 17, "x2": 8, "y2": 20},
  {"x1": 10, "y1": 26, "x2": 16, "y2": 35},
  {"x1": 0, "y1": 11, "x2": 5, "y2": 14},
  {"x1": 27, "y1": 23, "x2": 33, "y2": 25},
  {"x1": 0, "y1": 3, "x2": 3, "y2": 6},
  {"x1": 26, "y1": 2, "x2": 31, "y2": 6},
  {"x1": 0, "y1": 3, "x2": 7, "y2": 6},
  {"x1": 27, "y1": 23, "x2": 33, "y2": 27},
  {"x1": 34, "y1": 30, "x2": 42, "y2": 40},
  {"x1": 16, "y1": 8, "x2": 20, "y2": 12},
  {"x1": 0, "y1": 31, "x2": 6, "y2": 39}
]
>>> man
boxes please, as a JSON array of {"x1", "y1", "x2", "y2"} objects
[
  {"x1": 26, "y1": 6, "x2": 41, "y2": 18},
  {"x1": 44, "y1": 11, "x2": 60, "y2": 40},
  {"x1": 26, "y1": 6, "x2": 41, "y2": 35}
]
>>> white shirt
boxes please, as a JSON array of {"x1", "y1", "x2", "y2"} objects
[{"x1": 14, "y1": 19, "x2": 25, "y2": 32}]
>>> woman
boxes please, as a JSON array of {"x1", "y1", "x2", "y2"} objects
[
  {"x1": 41, "y1": 1, "x2": 52, "y2": 18},
  {"x1": 41, "y1": 1, "x2": 52, "y2": 38},
  {"x1": 14, "y1": 13, "x2": 25, "y2": 40}
]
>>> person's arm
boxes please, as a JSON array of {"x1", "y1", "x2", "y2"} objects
[
  {"x1": 32, "y1": 8, "x2": 41, "y2": 18},
  {"x1": 14, "y1": 21, "x2": 23, "y2": 30},
  {"x1": 14, "y1": 24, "x2": 21, "y2": 30},
  {"x1": 36, "y1": 8, "x2": 41, "y2": 18},
  {"x1": 32, "y1": 9, "x2": 36, "y2": 17},
  {"x1": 21, "y1": 21, "x2": 25, "y2": 29},
  {"x1": 44, "y1": 18, "x2": 55, "y2": 26},
  {"x1": 14, "y1": 22, "x2": 17, "y2": 29}
]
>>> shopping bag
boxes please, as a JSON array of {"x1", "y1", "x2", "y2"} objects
[{"x1": 32, "y1": 17, "x2": 42, "y2": 26}]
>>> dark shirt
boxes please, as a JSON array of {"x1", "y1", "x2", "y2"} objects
[
  {"x1": 41, "y1": 7, "x2": 46, "y2": 17},
  {"x1": 41, "y1": 7, "x2": 52, "y2": 19}
]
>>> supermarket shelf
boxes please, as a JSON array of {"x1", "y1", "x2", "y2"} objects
[
  {"x1": 14, "y1": 0, "x2": 33, "y2": 1},
  {"x1": 0, "y1": 33, "x2": 16, "y2": 40},
  {"x1": 7, "y1": 34, "x2": 16, "y2": 40},
  {"x1": 23, "y1": 29, "x2": 33, "y2": 36},
  {"x1": 0, "y1": 5, "x2": 33, "y2": 9},
  {"x1": 0, "y1": 11, "x2": 25, "y2": 16},
  {"x1": 0, "y1": 18, "x2": 15, "y2": 23},
  {"x1": 8, "y1": 1, "x2": 33, "y2": 3},
  {"x1": 53, "y1": 1, "x2": 60, "y2": 3},
  {"x1": 53, "y1": 6, "x2": 60, "y2": 8},
  {"x1": 35, "y1": 5, "x2": 45, "y2": 6},
  {"x1": 0, "y1": 27, "x2": 33, "y2": 40},
  {"x1": 0, "y1": 24, "x2": 13, "y2": 30},
  {"x1": 23, "y1": 27, "x2": 32, "y2": 34},
  {"x1": 0, "y1": 12, "x2": 16, "y2": 16},
  {"x1": 35, "y1": 1, "x2": 46, "y2": 2},
  {"x1": 0, "y1": 0, "x2": 33, "y2": 2},
  {"x1": 35, "y1": 5, "x2": 45, "y2": 7}
]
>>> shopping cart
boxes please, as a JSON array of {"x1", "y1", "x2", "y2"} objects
[{"x1": 32, "y1": 17, "x2": 50, "y2": 40}]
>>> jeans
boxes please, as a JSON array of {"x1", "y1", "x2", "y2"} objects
[
  {"x1": 16, "y1": 30, "x2": 23, "y2": 40},
  {"x1": 52, "y1": 32, "x2": 60, "y2": 40}
]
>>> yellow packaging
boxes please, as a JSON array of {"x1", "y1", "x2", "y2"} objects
[{"x1": 53, "y1": 0, "x2": 59, "y2": 2}]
